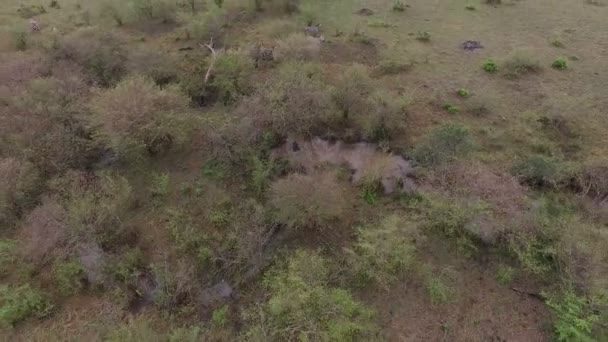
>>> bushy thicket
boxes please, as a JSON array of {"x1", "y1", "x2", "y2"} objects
[
  {"x1": 333, "y1": 64, "x2": 407, "y2": 141},
  {"x1": 1, "y1": 71, "x2": 95, "y2": 173},
  {"x1": 346, "y1": 215, "x2": 420, "y2": 288},
  {"x1": 270, "y1": 172, "x2": 350, "y2": 230},
  {"x1": 54, "y1": 28, "x2": 127, "y2": 87},
  {"x1": 243, "y1": 250, "x2": 378, "y2": 341},
  {"x1": 0, "y1": 159, "x2": 41, "y2": 230},
  {"x1": 90, "y1": 76, "x2": 193, "y2": 162},
  {"x1": 413, "y1": 123, "x2": 475, "y2": 166},
  {"x1": 239, "y1": 62, "x2": 335, "y2": 137}
]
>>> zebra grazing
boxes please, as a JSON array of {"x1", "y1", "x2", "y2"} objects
[
  {"x1": 250, "y1": 44, "x2": 274, "y2": 68},
  {"x1": 29, "y1": 19, "x2": 41, "y2": 32}
]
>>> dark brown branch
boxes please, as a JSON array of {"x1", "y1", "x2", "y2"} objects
[{"x1": 510, "y1": 287, "x2": 546, "y2": 301}]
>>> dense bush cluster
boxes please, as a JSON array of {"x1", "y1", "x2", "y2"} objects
[{"x1": 0, "y1": 0, "x2": 606, "y2": 340}]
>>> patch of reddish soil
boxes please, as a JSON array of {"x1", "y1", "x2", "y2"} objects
[{"x1": 320, "y1": 40, "x2": 378, "y2": 65}]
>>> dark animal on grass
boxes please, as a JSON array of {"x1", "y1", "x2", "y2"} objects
[{"x1": 304, "y1": 24, "x2": 321, "y2": 38}]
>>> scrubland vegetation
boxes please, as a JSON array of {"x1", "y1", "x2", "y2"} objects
[{"x1": 0, "y1": 0, "x2": 607, "y2": 340}]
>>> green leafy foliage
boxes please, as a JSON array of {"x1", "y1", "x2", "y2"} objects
[
  {"x1": 212, "y1": 305, "x2": 229, "y2": 327},
  {"x1": 0, "y1": 285, "x2": 52, "y2": 327},
  {"x1": 150, "y1": 172, "x2": 170, "y2": 207},
  {"x1": 512, "y1": 155, "x2": 560, "y2": 187},
  {"x1": 546, "y1": 290, "x2": 599, "y2": 342},
  {"x1": 416, "y1": 31, "x2": 431, "y2": 42},
  {"x1": 244, "y1": 250, "x2": 378, "y2": 341},
  {"x1": 209, "y1": 53, "x2": 254, "y2": 105},
  {"x1": 11, "y1": 27, "x2": 28, "y2": 51},
  {"x1": 457, "y1": 88, "x2": 471, "y2": 98},
  {"x1": 167, "y1": 209, "x2": 212, "y2": 266},
  {"x1": 346, "y1": 215, "x2": 419, "y2": 288},
  {"x1": 106, "y1": 248, "x2": 144, "y2": 284},
  {"x1": 90, "y1": 75, "x2": 193, "y2": 162},
  {"x1": 242, "y1": 62, "x2": 334, "y2": 137},
  {"x1": 54, "y1": 260, "x2": 86, "y2": 296},
  {"x1": 413, "y1": 123, "x2": 475, "y2": 166},
  {"x1": 0, "y1": 158, "x2": 41, "y2": 230},
  {"x1": 552, "y1": 57, "x2": 568, "y2": 70},
  {"x1": 270, "y1": 172, "x2": 350, "y2": 230},
  {"x1": 55, "y1": 28, "x2": 127, "y2": 87},
  {"x1": 0, "y1": 240, "x2": 16, "y2": 276},
  {"x1": 443, "y1": 103, "x2": 459, "y2": 114},
  {"x1": 495, "y1": 265, "x2": 515, "y2": 286},
  {"x1": 55, "y1": 172, "x2": 134, "y2": 249},
  {"x1": 426, "y1": 272, "x2": 456, "y2": 305},
  {"x1": 503, "y1": 53, "x2": 542, "y2": 78},
  {"x1": 482, "y1": 58, "x2": 498, "y2": 73},
  {"x1": 393, "y1": 0, "x2": 406, "y2": 11}
]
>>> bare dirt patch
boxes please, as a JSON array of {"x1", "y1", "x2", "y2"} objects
[
  {"x1": 370, "y1": 239, "x2": 550, "y2": 342},
  {"x1": 320, "y1": 40, "x2": 378, "y2": 65}
]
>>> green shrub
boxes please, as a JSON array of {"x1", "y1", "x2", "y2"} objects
[
  {"x1": 374, "y1": 58, "x2": 412, "y2": 76},
  {"x1": 346, "y1": 215, "x2": 419, "y2": 288},
  {"x1": 90, "y1": 76, "x2": 192, "y2": 162},
  {"x1": 151, "y1": 259, "x2": 195, "y2": 310},
  {"x1": 55, "y1": 28, "x2": 127, "y2": 87},
  {"x1": 127, "y1": 46, "x2": 178, "y2": 85},
  {"x1": 274, "y1": 33, "x2": 322, "y2": 62},
  {"x1": 169, "y1": 326, "x2": 202, "y2": 342},
  {"x1": 184, "y1": 7, "x2": 227, "y2": 43},
  {"x1": 368, "y1": 20, "x2": 391, "y2": 28},
  {"x1": 550, "y1": 38, "x2": 564, "y2": 48},
  {"x1": 495, "y1": 265, "x2": 515, "y2": 286},
  {"x1": 333, "y1": 64, "x2": 374, "y2": 119},
  {"x1": 546, "y1": 289, "x2": 599, "y2": 342},
  {"x1": 242, "y1": 62, "x2": 334, "y2": 137},
  {"x1": 393, "y1": 0, "x2": 406, "y2": 11},
  {"x1": 17, "y1": 4, "x2": 46, "y2": 18},
  {"x1": 243, "y1": 250, "x2": 378, "y2": 341},
  {"x1": 214, "y1": 0, "x2": 224, "y2": 8},
  {"x1": 457, "y1": 88, "x2": 471, "y2": 98},
  {"x1": 106, "y1": 248, "x2": 144, "y2": 284},
  {"x1": 503, "y1": 53, "x2": 542, "y2": 78},
  {"x1": 512, "y1": 155, "x2": 560, "y2": 187},
  {"x1": 465, "y1": 4, "x2": 476, "y2": 10},
  {"x1": 150, "y1": 172, "x2": 170, "y2": 207},
  {"x1": 166, "y1": 209, "x2": 212, "y2": 266},
  {"x1": 0, "y1": 240, "x2": 16, "y2": 276},
  {"x1": 413, "y1": 123, "x2": 475, "y2": 166},
  {"x1": 11, "y1": 27, "x2": 28, "y2": 51},
  {"x1": 482, "y1": 59, "x2": 498, "y2": 73},
  {"x1": 333, "y1": 64, "x2": 407, "y2": 141},
  {"x1": 426, "y1": 272, "x2": 455, "y2": 305},
  {"x1": 443, "y1": 103, "x2": 459, "y2": 114},
  {"x1": 54, "y1": 260, "x2": 86, "y2": 296},
  {"x1": 552, "y1": 57, "x2": 568, "y2": 70},
  {"x1": 415, "y1": 31, "x2": 431, "y2": 42},
  {"x1": 250, "y1": 155, "x2": 285, "y2": 196},
  {"x1": 0, "y1": 158, "x2": 41, "y2": 230},
  {"x1": 209, "y1": 52, "x2": 254, "y2": 104},
  {"x1": 360, "y1": 179, "x2": 381, "y2": 205},
  {"x1": 269, "y1": 172, "x2": 350, "y2": 230},
  {"x1": 127, "y1": 0, "x2": 178, "y2": 23},
  {"x1": 0, "y1": 285, "x2": 52, "y2": 327},
  {"x1": 55, "y1": 172, "x2": 133, "y2": 249},
  {"x1": 212, "y1": 305, "x2": 229, "y2": 327}
]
